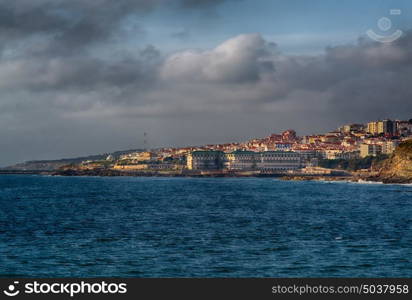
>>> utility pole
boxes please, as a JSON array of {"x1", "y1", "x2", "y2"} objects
[{"x1": 143, "y1": 132, "x2": 148, "y2": 151}]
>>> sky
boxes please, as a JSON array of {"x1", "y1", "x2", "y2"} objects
[{"x1": 1, "y1": 0, "x2": 412, "y2": 166}]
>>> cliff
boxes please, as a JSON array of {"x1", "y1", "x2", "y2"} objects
[{"x1": 374, "y1": 140, "x2": 412, "y2": 183}]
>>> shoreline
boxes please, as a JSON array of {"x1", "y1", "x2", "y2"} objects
[{"x1": 2, "y1": 169, "x2": 411, "y2": 184}]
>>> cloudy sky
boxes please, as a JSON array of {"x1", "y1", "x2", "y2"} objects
[{"x1": 1, "y1": 0, "x2": 412, "y2": 166}]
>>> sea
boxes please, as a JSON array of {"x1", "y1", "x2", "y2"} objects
[{"x1": 0, "y1": 175, "x2": 411, "y2": 277}]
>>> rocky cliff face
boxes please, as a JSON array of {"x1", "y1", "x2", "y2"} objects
[{"x1": 377, "y1": 140, "x2": 412, "y2": 183}]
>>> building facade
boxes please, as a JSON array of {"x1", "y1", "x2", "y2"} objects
[
  {"x1": 186, "y1": 151, "x2": 225, "y2": 170},
  {"x1": 367, "y1": 120, "x2": 394, "y2": 136},
  {"x1": 273, "y1": 142, "x2": 293, "y2": 151},
  {"x1": 360, "y1": 144, "x2": 383, "y2": 158},
  {"x1": 382, "y1": 140, "x2": 400, "y2": 154},
  {"x1": 258, "y1": 151, "x2": 301, "y2": 172},
  {"x1": 187, "y1": 150, "x2": 302, "y2": 172},
  {"x1": 324, "y1": 149, "x2": 360, "y2": 160},
  {"x1": 119, "y1": 151, "x2": 155, "y2": 162},
  {"x1": 225, "y1": 151, "x2": 257, "y2": 170},
  {"x1": 340, "y1": 123, "x2": 365, "y2": 134},
  {"x1": 397, "y1": 121, "x2": 412, "y2": 137}
]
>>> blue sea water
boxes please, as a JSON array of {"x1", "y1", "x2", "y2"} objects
[{"x1": 0, "y1": 175, "x2": 411, "y2": 277}]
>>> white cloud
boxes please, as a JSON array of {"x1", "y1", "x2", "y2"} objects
[{"x1": 161, "y1": 33, "x2": 276, "y2": 82}]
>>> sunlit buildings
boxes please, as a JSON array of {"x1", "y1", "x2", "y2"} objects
[
  {"x1": 340, "y1": 123, "x2": 365, "y2": 134},
  {"x1": 188, "y1": 150, "x2": 301, "y2": 172},
  {"x1": 258, "y1": 151, "x2": 301, "y2": 172},
  {"x1": 225, "y1": 151, "x2": 257, "y2": 170},
  {"x1": 186, "y1": 151, "x2": 225, "y2": 170},
  {"x1": 382, "y1": 140, "x2": 400, "y2": 155},
  {"x1": 367, "y1": 119, "x2": 394, "y2": 136},
  {"x1": 360, "y1": 144, "x2": 382, "y2": 158},
  {"x1": 119, "y1": 151, "x2": 155, "y2": 162}
]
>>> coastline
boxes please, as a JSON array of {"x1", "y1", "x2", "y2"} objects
[{"x1": 3, "y1": 168, "x2": 410, "y2": 184}]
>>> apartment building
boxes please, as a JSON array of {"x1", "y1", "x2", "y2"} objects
[
  {"x1": 360, "y1": 144, "x2": 383, "y2": 158},
  {"x1": 225, "y1": 150, "x2": 257, "y2": 170},
  {"x1": 367, "y1": 119, "x2": 394, "y2": 135},
  {"x1": 186, "y1": 151, "x2": 225, "y2": 170},
  {"x1": 187, "y1": 150, "x2": 301, "y2": 172},
  {"x1": 258, "y1": 151, "x2": 301, "y2": 171}
]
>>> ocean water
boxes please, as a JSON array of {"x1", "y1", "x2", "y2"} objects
[{"x1": 0, "y1": 175, "x2": 411, "y2": 277}]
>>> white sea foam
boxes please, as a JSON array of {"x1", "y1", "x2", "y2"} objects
[
  {"x1": 316, "y1": 179, "x2": 412, "y2": 187},
  {"x1": 355, "y1": 179, "x2": 383, "y2": 185}
]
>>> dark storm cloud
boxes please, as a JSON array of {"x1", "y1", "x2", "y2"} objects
[
  {"x1": 159, "y1": 32, "x2": 412, "y2": 102},
  {"x1": 0, "y1": 0, "x2": 163, "y2": 57},
  {"x1": 0, "y1": 0, "x2": 233, "y2": 48},
  {"x1": 0, "y1": 45, "x2": 161, "y2": 93},
  {"x1": 0, "y1": 0, "x2": 411, "y2": 167},
  {"x1": 152, "y1": 32, "x2": 412, "y2": 135},
  {"x1": 273, "y1": 34, "x2": 412, "y2": 120},
  {"x1": 2, "y1": 30, "x2": 412, "y2": 119},
  {"x1": 180, "y1": 0, "x2": 230, "y2": 8}
]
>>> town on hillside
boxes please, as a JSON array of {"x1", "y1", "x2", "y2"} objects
[{"x1": 73, "y1": 118, "x2": 412, "y2": 176}]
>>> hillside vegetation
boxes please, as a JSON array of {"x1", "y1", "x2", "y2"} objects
[
  {"x1": 318, "y1": 155, "x2": 388, "y2": 171},
  {"x1": 377, "y1": 140, "x2": 412, "y2": 183}
]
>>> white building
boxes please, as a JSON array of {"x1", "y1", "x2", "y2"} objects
[
  {"x1": 258, "y1": 151, "x2": 301, "y2": 172},
  {"x1": 187, "y1": 151, "x2": 225, "y2": 170},
  {"x1": 360, "y1": 144, "x2": 382, "y2": 158},
  {"x1": 187, "y1": 150, "x2": 302, "y2": 172},
  {"x1": 225, "y1": 151, "x2": 257, "y2": 170},
  {"x1": 382, "y1": 140, "x2": 400, "y2": 154}
]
